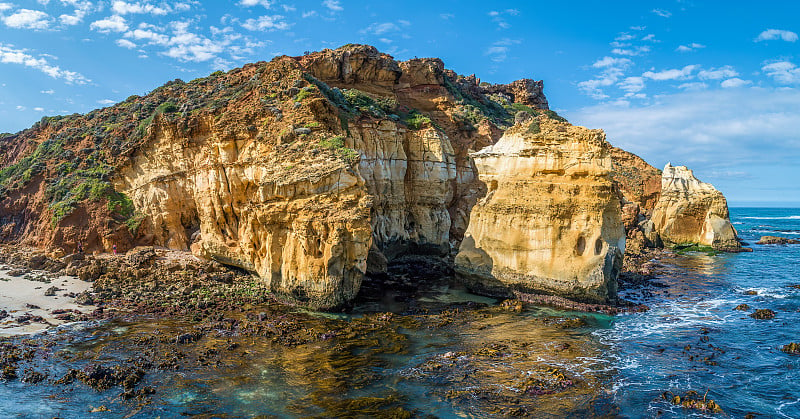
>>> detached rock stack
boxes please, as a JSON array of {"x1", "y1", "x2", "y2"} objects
[
  {"x1": 455, "y1": 117, "x2": 625, "y2": 304},
  {"x1": 651, "y1": 163, "x2": 740, "y2": 250}
]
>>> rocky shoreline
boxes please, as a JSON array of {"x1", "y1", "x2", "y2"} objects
[{"x1": 0, "y1": 243, "x2": 666, "y2": 416}]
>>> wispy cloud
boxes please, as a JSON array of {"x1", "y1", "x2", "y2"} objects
[
  {"x1": 652, "y1": 8, "x2": 671, "y2": 18},
  {"x1": 241, "y1": 15, "x2": 290, "y2": 31},
  {"x1": 755, "y1": 29, "x2": 798, "y2": 42},
  {"x1": 488, "y1": 9, "x2": 519, "y2": 30},
  {"x1": 322, "y1": 0, "x2": 342, "y2": 12},
  {"x1": 676, "y1": 42, "x2": 705, "y2": 52},
  {"x1": 0, "y1": 43, "x2": 90, "y2": 84},
  {"x1": 484, "y1": 38, "x2": 520, "y2": 63},
  {"x1": 698, "y1": 65, "x2": 738, "y2": 80},
  {"x1": 643, "y1": 65, "x2": 698, "y2": 81}
]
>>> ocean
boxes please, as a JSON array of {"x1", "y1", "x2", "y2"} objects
[{"x1": 0, "y1": 207, "x2": 798, "y2": 417}]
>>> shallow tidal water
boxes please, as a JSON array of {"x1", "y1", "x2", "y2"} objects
[{"x1": 1, "y1": 207, "x2": 799, "y2": 418}]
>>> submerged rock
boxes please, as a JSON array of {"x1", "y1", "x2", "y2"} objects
[{"x1": 455, "y1": 118, "x2": 625, "y2": 304}]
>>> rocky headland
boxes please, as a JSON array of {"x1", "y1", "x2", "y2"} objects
[{"x1": 0, "y1": 44, "x2": 744, "y2": 311}]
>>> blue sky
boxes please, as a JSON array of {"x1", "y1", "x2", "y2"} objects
[{"x1": 0, "y1": 1, "x2": 798, "y2": 206}]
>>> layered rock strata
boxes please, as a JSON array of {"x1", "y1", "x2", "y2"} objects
[
  {"x1": 454, "y1": 117, "x2": 626, "y2": 304},
  {"x1": 651, "y1": 163, "x2": 740, "y2": 250}
]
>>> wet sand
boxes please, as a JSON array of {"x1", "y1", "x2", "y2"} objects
[{"x1": 0, "y1": 265, "x2": 92, "y2": 336}]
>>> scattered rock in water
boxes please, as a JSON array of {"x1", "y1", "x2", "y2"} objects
[
  {"x1": 0, "y1": 310, "x2": 7, "y2": 320},
  {"x1": 175, "y1": 332, "x2": 203, "y2": 344},
  {"x1": 782, "y1": 342, "x2": 800, "y2": 355},
  {"x1": 6, "y1": 269, "x2": 27, "y2": 277},
  {"x1": 21, "y1": 368, "x2": 46, "y2": 384},
  {"x1": 744, "y1": 290, "x2": 758, "y2": 295},
  {"x1": 734, "y1": 304, "x2": 751, "y2": 311},
  {"x1": 662, "y1": 390, "x2": 723, "y2": 413},
  {"x1": 749, "y1": 309, "x2": 776, "y2": 320},
  {"x1": 89, "y1": 405, "x2": 110, "y2": 413},
  {"x1": 24, "y1": 303, "x2": 40, "y2": 310},
  {"x1": 788, "y1": 284, "x2": 800, "y2": 290},
  {"x1": 44, "y1": 286, "x2": 60, "y2": 296},
  {"x1": 756, "y1": 236, "x2": 800, "y2": 245}
]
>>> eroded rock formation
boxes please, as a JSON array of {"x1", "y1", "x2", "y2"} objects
[
  {"x1": 454, "y1": 117, "x2": 625, "y2": 304},
  {"x1": 651, "y1": 163, "x2": 740, "y2": 250},
  {"x1": 0, "y1": 44, "x2": 741, "y2": 310}
]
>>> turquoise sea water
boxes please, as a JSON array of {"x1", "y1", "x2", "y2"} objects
[{"x1": 0, "y1": 207, "x2": 799, "y2": 417}]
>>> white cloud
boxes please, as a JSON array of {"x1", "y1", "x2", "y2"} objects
[
  {"x1": 0, "y1": 43, "x2": 90, "y2": 84},
  {"x1": 59, "y1": 9, "x2": 86, "y2": 25},
  {"x1": 116, "y1": 38, "x2": 136, "y2": 48},
  {"x1": 569, "y1": 87, "x2": 800, "y2": 200},
  {"x1": 16, "y1": 105, "x2": 26, "y2": 111},
  {"x1": 3, "y1": 9, "x2": 52, "y2": 29},
  {"x1": 678, "y1": 82, "x2": 707, "y2": 91},
  {"x1": 0, "y1": 3, "x2": 13, "y2": 12},
  {"x1": 698, "y1": 65, "x2": 738, "y2": 80},
  {"x1": 618, "y1": 76, "x2": 645, "y2": 93},
  {"x1": 33, "y1": 107, "x2": 44, "y2": 111},
  {"x1": 322, "y1": 0, "x2": 341, "y2": 11},
  {"x1": 239, "y1": 0, "x2": 272, "y2": 7},
  {"x1": 125, "y1": 28, "x2": 168, "y2": 44},
  {"x1": 362, "y1": 22, "x2": 398, "y2": 35},
  {"x1": 90, "y1": 15, "x2": 128, "y2": 32},
  {"x1": 762, "y1": 60, "x2": 800, "y2": 84},
  {"x1": 241, "y1": 15, "x2": 289, "y2": 31},
  {"x1": 592, "y1": 56, "x2": 632, "y2": 68},
  {"x1": 642, "y1": 34, "x2": 656, "y2": 41},
  {"x1": 97, "y1": 99, "x2": 115, "y2": 105},
  {"x1": 484, "y1": 38, "x2": 520, "y2": 63},
  {"x1": 652, "y1": 8, "x2": 671, "y2": 18},
  {"x1": 112, "y1": 1, "x2": 169, "y2": 15},
  {"x1": 755, "y1": 29, "x2": 798, "y2": 42},
  {"x1": 611, "y1": 46, "x2": 650, "y2": 56},
  {"x1": 302, "y1": 10, "x2": 316, "y2": 18},
  {"x1": 643, "y1": 65, "x2": 698, "y2": 81},
  {"x1": 41, "y1": 89, "x2": 55, "y2": 94},
  {"x1": 676, "y1": 42, "x2": 705, "y2": 52},
  {"x1": 485, "y1": 46, "x2": 507, "y2": 62},
  {"x1": 720, "y1": 78, "x2": 752, "y2": 88},
  {"x1": 615, "y1": 33, "x2": 635, "y2": 41}
]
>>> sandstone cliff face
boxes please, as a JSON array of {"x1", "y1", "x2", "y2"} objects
[
  {"x1": 454, "y1": 118, "x2": 625, "y2": 304},
  {"x1": 1, "y1": 44, "x2": 715, "y2": 310},
  {"x1": 651, "y1": 163, "x2": 739, "y2": 250}
]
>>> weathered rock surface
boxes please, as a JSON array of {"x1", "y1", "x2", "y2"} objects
[
  {"x1": 756, "y1": 236, "x2": 800, "y2": 245},
  {"x1": 455, "y1": 117, "x2": 625, "y2": 304},
  {"x1": 651, "y1": 163, "x2": 740, "y2": 250}
]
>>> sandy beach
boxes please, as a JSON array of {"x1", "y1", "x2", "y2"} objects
[{"x1": 0, "y1": 264, "x2": 93, "y2": 336}]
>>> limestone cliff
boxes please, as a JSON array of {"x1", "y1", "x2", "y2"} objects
[
  {"x1": 651, "y1": 163, "x2": 740, "y2": 250},
  {"x1": 455, "y1": 117, "x2": 625, "y2": 304}
]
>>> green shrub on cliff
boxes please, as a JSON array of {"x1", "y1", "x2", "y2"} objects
[
  {"x1": 319, "y1": 135, "x2": 359, "y2": 162},
  {"x1": 400, "y1": 110, "x2": 432, "y2": 130}
]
